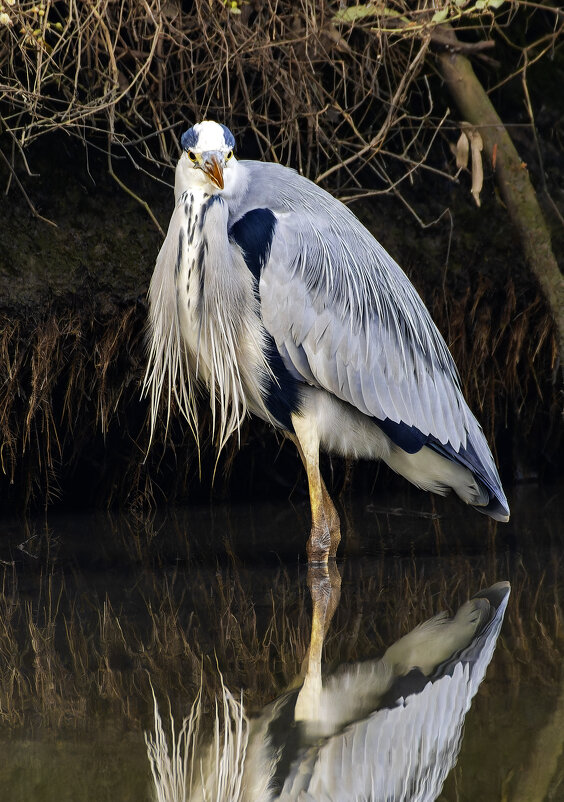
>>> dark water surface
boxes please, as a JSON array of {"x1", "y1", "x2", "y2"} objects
[{"x1": 0, "y1": 483, "x2": 562, "y2": 801}]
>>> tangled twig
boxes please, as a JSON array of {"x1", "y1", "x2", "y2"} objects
[{"x1": 1, "y1": 0, "x2": 558, "y2": 220}]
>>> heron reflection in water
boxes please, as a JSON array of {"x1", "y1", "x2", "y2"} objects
[
  {"x1": 146, "y1": 576, "x2": 510, "y2": 802},
  {"x1": 143, "y1": 121, "x2": 509, "y2": 563}
]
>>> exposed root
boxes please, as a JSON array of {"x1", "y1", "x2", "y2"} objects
[{"x1": 0, "y1": 265, "x2": 560, "y2": 510}]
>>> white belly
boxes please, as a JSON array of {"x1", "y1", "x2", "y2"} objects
[{"x1": 301, "y1": 386, "x2": 392, "y2": 460}]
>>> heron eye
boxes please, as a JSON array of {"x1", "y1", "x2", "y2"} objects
[
  {"x1": 187, "y1": 150, "x2": 197, "y2": 162},
  {"x1": 226, "y1": 150, "x2": 233, "y2": 161}
]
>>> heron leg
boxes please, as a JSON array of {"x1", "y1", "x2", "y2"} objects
[
  {"x1": 294, "y1": 561, "x2": 342, "y2": 725},
  {"x1": 290, "y1": 417, "x2": 341, "y2": 562},
  {"x1": 321, "y1": 479, "x2": 341, "y2": 559}
]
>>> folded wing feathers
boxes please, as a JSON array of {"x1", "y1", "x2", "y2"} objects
[
  {"x1": 263, "y1": 195, "x2": 470, "y2": 450},
  {"x1": 241, "y1": 163, "x2": 503, "y2": 484}
]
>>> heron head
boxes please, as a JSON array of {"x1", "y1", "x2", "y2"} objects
[{"x1": 178, "y1": 121, "x2": 236, "y2": 192}]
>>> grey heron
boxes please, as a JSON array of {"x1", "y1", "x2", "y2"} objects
[{"x1": 144, "y1": 120, "x2": 510, "y2": 561}]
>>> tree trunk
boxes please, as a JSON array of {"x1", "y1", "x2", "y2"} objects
[{"x1": 437, "y1": 45, "x2": 564, "y2": 370}]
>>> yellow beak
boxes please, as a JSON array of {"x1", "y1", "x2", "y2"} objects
[{"x1": 201, "y1": 154, "x2": 224, "y2": 190}]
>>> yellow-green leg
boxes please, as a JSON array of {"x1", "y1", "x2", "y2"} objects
[{"x1": 290, "y1": 415, "x2": 341, "y2": 562}]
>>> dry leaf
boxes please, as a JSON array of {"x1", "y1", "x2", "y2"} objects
[
  {"x1": 456, "y1": 130, "x2": 469, "y2": 169},
  {"x1": 469, "y1": 129, "x2": 484, "y2": 207}
]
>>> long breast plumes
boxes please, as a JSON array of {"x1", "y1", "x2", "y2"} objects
[{"x1": 143, "y1": 188, "x2": 272, "y2": 453}]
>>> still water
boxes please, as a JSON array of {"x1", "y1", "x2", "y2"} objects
[{"x1": 0, "y1": 483, "x2": 562, "y2": 801}]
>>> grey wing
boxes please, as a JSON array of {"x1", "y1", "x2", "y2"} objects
[{"x1": 259, "y1": 207, "x2": 473, "y2": 452}]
